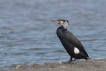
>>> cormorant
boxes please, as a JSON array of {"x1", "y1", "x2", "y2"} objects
[{"x1": 52, "y1": 19, "x2": 90, "y2": 63}]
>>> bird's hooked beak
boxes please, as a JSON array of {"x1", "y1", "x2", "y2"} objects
[{"x1": 51, "y1": 20, "x2": 59, "y2": 24}]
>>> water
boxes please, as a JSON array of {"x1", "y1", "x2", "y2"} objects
[{"x1": 0, "y1": 0, "x2": 106, "y2": 68}]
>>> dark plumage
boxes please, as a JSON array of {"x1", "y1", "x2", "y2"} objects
[{"x1": 52, "y1": 19, "x2": 90, "y2": 63}]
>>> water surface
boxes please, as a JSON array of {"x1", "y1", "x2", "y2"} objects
[{"x1": 0, "y1": 0, "x2": 106, "y2": 68}]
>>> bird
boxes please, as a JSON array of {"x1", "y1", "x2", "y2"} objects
[{"x1": 51, "y1": 19, "x2": 90, "y2": 63}]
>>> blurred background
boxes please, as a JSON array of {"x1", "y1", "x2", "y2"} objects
[{"x1": 0, "y1": 0, "x2": 106, "y2": 68}]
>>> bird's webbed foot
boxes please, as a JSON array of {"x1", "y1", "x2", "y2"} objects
[
  {"x1": 67, "y1": 60, "x2": 72, "y2": 63},
  {"x1": 67, "y1": 57, "x2": 73, "y2": 63}
]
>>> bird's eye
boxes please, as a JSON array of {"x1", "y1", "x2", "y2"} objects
[{"x1": 65, "y1": 20, "x2": 68, "y2": 23}]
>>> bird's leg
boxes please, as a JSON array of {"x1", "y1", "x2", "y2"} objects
[
  {"x1": 67, "y1": 57, "x2": 72, "y2": 63},
  {"x1": 74, "y1": 58, "x2": 76, "y2": 61}
]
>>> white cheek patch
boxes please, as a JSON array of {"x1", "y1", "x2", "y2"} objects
[
  {"x1": 62, "y1": 21, "x2": 68, "y2": 29},
  {"x1": 74, "y1": 47, "x2": 80, "y2": 54}
]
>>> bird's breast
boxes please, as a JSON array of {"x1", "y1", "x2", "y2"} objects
[{"x1": 56, "y1": 29, "x2": 64, "y2": 39}]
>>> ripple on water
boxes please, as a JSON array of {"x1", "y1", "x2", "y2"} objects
[{"x1": 0, "y1": 0, "x2": 106, "y2": 69}]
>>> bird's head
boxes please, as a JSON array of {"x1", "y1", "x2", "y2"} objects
[{"x1": 51, "y1": 19, "x2": 69, "y2": 29}]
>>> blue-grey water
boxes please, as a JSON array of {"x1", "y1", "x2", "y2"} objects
[{"x1": 0, "y1": 0, "x2": 106, "y2": 68}]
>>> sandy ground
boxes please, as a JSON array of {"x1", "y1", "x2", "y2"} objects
[{"x1": 1, "y1": 59, "x2": 106, "y2": 71}]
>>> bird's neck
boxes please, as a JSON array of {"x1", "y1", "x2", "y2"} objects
[
  {"x1": 62, "y1": 22, "x2": 68, "y2": 29},
  {"x1": 60, "y1": 26, "x2": 67, "y2": 30}
]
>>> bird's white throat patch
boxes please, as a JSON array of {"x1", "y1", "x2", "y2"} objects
[
  {"x1": 62, "y1": 21, "x2": 68, "y2": 29},
  {"x1": 74, "y1": 47, "x2": 80, "y2": 54}
]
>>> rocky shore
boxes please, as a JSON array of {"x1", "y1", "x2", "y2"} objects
[{"x1": 1, "y1": 59, "x2": 106, "y2": 71}]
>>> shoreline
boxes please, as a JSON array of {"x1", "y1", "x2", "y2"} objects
[{"x1": 1, "y1": 59, "x2": 106, "y2": 71}]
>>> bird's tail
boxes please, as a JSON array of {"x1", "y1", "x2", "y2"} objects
[{"x1": 86, "y1": 57, "x2": 91, "y2": 60}]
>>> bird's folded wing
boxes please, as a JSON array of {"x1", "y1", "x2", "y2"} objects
[{"x1": 64, "y1": 31, "x2": 89, "y2": 57}]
